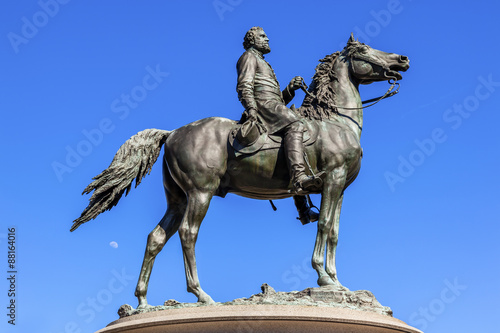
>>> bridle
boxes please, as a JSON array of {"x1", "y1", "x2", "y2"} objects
[{"x1": 300, "y1": 52, "x2": 401, "y2": 110}]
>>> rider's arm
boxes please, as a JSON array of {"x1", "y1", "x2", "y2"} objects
[
  {"x1": 282, "y1": 85, "x2": 295, "y2": 105},
  {"x1": 281, "y1": 76, "x2": 304, "y2": 104},
  {"x1": 282, "y1": 76, "x2": 303, "y2": 105},
  {"x1": 236, "y1": 52, "x2": 258, "y2": 113}
]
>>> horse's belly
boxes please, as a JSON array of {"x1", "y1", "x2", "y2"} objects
[{"x1": 221, "y1": 148, "x2": 294, "y2": 199}]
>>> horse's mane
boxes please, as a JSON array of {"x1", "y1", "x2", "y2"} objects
[
  {"x1": 299, "y1": 38, "x2": 364, "y2": 120},
  {"x1": 299, "y1": 51, "x2": 341, "y2": 120}
]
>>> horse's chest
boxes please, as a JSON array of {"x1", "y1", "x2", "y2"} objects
[{"x1": 325, "y1": 127, "x2": 362, "y2": 164}]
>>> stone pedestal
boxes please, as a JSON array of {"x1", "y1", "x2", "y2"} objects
[{"x1": 96, "y1": 304, "x2": 422, "y2": 333}]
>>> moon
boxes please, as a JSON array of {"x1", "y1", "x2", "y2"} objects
[{"x1": 109, "y1": 241, "x2": 118, "y2": 249}]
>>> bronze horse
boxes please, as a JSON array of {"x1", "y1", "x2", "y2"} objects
[{"x1": 72, "y1": 34, "x2": 409, "y2": 308}]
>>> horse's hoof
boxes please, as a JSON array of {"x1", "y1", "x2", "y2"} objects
[
  {"x1": 317, "y1": 275, "x2": 335, "y2": 286},
  {"x1": 323, "y1": 275, "x2": 349, "y2": 291},
  {"x1": 198, "y1": 294, "x2": 216, "y2": 304},
  {"x1": 137, "y1": 303, "x2": 154, "y2": 310},
  {"x1": 200, "y1": 298, "x2": 216, "y2": 305},
  {"x1": 136, "y1": 299, "x2": 154, "y2": 310}
]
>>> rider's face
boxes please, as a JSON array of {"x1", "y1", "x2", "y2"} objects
[{"x1": 253, "y1": 31, "x2": 271, "y2": 54}]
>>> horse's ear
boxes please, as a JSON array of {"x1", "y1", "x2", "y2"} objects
[{"x1": 348, "y1": 33, "x2": 355, "y2": 43}]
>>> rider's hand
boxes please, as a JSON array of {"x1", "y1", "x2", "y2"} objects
[
  {"x1": 288, "y1": 76, "x2": 303, "y2": 91},
  {"x1": 245, "y1": 108, "x2": 258, "y2": 122}
]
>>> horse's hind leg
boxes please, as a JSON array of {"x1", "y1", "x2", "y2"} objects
[
  {"x1": 178, "y1": 190, "x2": 215, "y2": 304},
  {"x1": 135, "y1": 164, "x2": 186, "y2": 309},
  {"x1": 135, "y1": 208, "x2": 184, "y2": 308}
]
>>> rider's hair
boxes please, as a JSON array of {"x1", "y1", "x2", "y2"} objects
[{"x1": 243, "y1": 26, "x2": 264, "y2": 50}]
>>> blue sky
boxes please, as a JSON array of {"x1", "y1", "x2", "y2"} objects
[{"x1": 1, "y1": 1, "x2": 499, "y2": 332}]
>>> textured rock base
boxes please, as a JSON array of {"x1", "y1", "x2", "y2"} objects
[
  {"x1": 96, "y1": 304, "x2": 422, "y2": 333},
  {"x1": 117, "y1": 284, "x2": 392, "y2": 318},
  {"x1": 97, "y1": 284, "x2": 421, "y2": 332}
]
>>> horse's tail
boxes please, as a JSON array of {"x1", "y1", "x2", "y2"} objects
[{"x1": 71, "y1": 128, "x2": 172, "y2": 232}]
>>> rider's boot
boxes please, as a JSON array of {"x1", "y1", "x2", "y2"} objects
[
  {"x1": 283, "y1": 122, "x2": 324, "y2": 194},
  {"x1": 293, "y1": 195, "x2": 319, "y2": 225}
]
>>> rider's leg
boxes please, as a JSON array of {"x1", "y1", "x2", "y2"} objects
[
  {"x1": 283, "y1": 121, "x2": 321, "y2": 193},
  {"x1": 293, "y1": 195, "x2": 319, "y2": 225}
]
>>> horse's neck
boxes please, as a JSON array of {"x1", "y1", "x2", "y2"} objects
[{"x1": 332, "y1": 57, "x2": 363, "y2": 138}]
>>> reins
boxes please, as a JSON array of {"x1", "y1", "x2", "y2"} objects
[
  {"x1": 299, "y1": 50, "x2": 401, "y2": 110},
  {"x1": 300, "y1": 77, "x2": 400, "y2": 110}
]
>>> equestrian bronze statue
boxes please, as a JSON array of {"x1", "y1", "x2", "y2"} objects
[{"x1": 72, "y1": 32, "x2": 410, "y2": 309}]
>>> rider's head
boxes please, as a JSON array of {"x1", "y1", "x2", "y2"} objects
[{"x1": 243, "y1": 27, "x2": 271, "y2": 54}]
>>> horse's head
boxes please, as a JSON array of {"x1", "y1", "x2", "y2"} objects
[{"x1": 343, "y1": 33, "x2": 410, "y2": 84}]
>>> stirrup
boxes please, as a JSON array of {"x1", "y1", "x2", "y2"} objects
[
  {"x1": 294, "y1": 171, "x2": 326, "y2": 194},
  {"x1": 297, "y1": 208, "x2": 319, "y2": 225}
]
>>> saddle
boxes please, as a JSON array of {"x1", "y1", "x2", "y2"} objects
[{"x1": 228, "y1": 119, "x2": 319, "y2": 157}]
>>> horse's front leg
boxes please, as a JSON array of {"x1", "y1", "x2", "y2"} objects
[
  {"x1": 325, "y1": 193, "x2": 344, "y2": 287},
  {"x1": 311, "y1": 168, "x2": 346, "y2": 288}
]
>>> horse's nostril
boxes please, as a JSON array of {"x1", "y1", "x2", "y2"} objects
[{"x1": 400, "y1": 55, "x2": 408, "y2": 62}]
